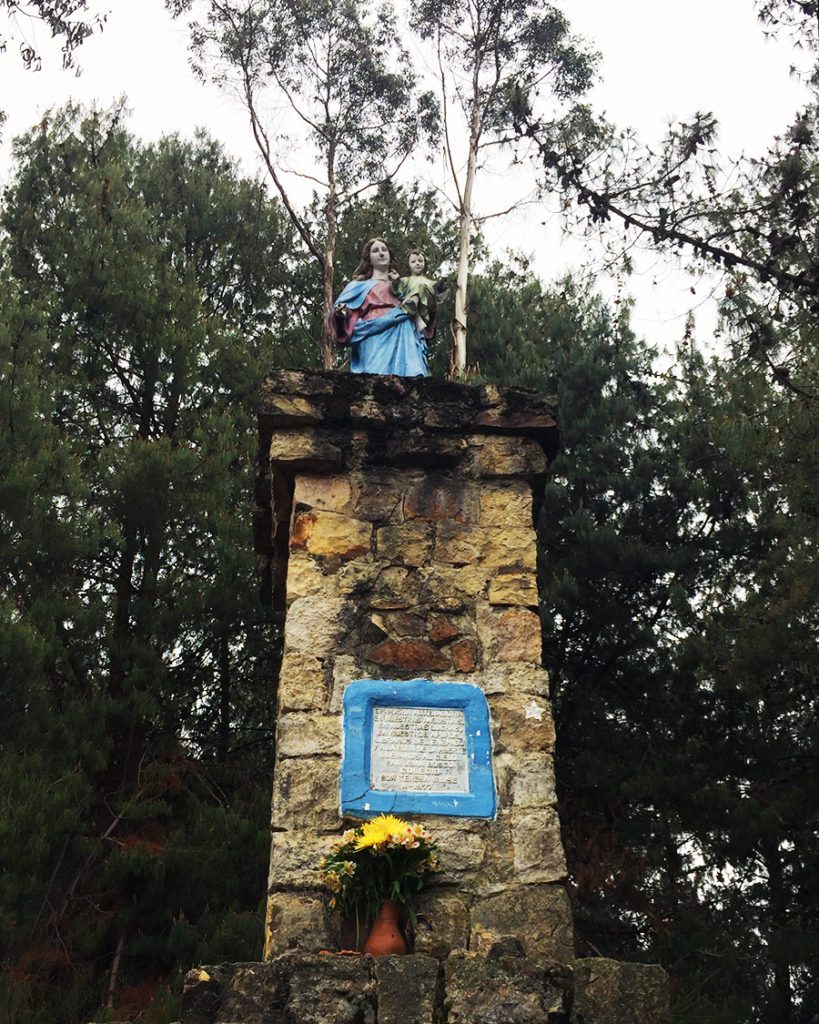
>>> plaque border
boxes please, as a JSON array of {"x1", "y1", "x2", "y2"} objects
[{"x1": 340, "y1": 678, "x2": 496, "y2": 819}]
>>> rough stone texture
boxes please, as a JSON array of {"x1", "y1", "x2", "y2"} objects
[
  {"x1": 366, "y1": 639, "x2": 450, "y2": 672},
  {"x1": 268, "y1": 428, "x2": 343, "y2": 469},
  {"x1": 294, "y1": 474, "x2": 354, "y2": 514},
  {"x1": 479, "y1": 482, "x2": 533, "y2": 528},
  {"x1": 284, "y1": 595, "x2": 347, "y2": 656},
  {"x1": 413, "y1": 893, "x2": 470, "y2": 959},
  {"x1": 276, "y1": 712, "x2": 339, "y2": 759},
  {"x1": 470, "y1": 886, "x2": 575, "y2": 962},
  {"x1": 291, "y1": 510, "x2": 373, "y2": 560},
  {"x1": 284, "y1": 955, "x2": 376, "y2": 1024},
  {"x1": 269, "y1": 829, "x2": 343, "y2": 890},
  {"x1": 490, "y1": 695, "x2": 556, "y2": 755},
  {"x1": 404, "y1": 479, "x2": 478, "y2": 524},
  {"x1": 277, "y1": 651, "x2": 327, "y2": 712},
  {"x1": 471, "y1": 436, "x2": 549, "y2": 477},
  {"x1": 571, "y1": 958, "x2": 671, "y2": 1024},
  {"x1": 181, "y1": 370, "x2": 666, "y2": 1024},
  {"x1": 373, "y1": 955, "x2": 440, "y2": 1024},
  {"x1": 376, "y1": 522, "x2": 434, "y2": 566},
  {"x1": 480, "y1": 662, "x2": 551, "y2": 698},
  {"x1": 264, "y1": 892, "x2": 332, "y2": 956},
  {"x1": 511, "y1": 808, "x2": 568, "y2": 883},
  {"x1": 216, "y1": 962, "x2": 287, "y2": 1023},
  {"x1": 478, "y1": 605, "x2": 542, "y2": 663},
  {"x1": 271, "y1": 757, "x2": 340, "y2": 831},
  {"x1": 181, "y1": 954, "x2": 669, "y2": 1024},
  {"x1": 284, "y1": 551, "x2": 327, "y2": 602},
  {"x1": 445, "y1": 954, "x2": 569, "y2": 1024},
  {"x1": 488, "y1": 572, "x2": 539, "y2": 607}
]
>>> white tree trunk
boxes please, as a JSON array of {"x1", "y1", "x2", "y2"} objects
[{"x1": 452, "y1": 139, "x2": 478, "y2": 376}]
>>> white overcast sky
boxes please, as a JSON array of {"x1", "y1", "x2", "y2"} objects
[{"x1": 0, "y1": 0, "x2": 810, "y2": 352}]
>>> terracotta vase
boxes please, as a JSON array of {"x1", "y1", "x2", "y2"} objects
[{"x1": 364, "y1": 900, "x2": 407, "y2": 956}]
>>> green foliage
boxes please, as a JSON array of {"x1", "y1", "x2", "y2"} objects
[{"x1": 0, "y1": 104, "x2": 295, "y2": 1022}]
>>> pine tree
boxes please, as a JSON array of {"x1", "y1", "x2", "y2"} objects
[{"x1": 0, "y1": 104, "x2": 298, "y2": 1021}]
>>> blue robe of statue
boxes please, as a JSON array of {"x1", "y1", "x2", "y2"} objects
[{"x1": 332, "y1": 278, "x2": 429, "y2": 377}]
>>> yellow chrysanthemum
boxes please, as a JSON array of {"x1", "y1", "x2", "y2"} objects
[{"x1": 354, "y1": 814, "x2": 408, "y2": 850}]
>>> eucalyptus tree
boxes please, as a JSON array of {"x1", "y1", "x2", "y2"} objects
[
  {"x1": 414, "y1": 0, "x2": 597, "y2": 374},
  {"x1": 169, "y1": 0, "x2": 438, "y2": 368}
]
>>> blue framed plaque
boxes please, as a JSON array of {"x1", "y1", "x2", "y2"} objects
[{"x1": 340, "y1": 678, "x2": 496, "y2": 818}]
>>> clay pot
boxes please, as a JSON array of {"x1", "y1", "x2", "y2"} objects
[{"x1": 364, "y1": 900, "x2": 407, "y2": 956}]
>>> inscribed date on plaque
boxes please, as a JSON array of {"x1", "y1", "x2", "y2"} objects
[{"x1": 371, "y1": 706, "x2": 468, "y2": 793}]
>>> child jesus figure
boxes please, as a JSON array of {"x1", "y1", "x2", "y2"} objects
[{"x1": 389, "y1": 247, "x2": 438, "y2": 340}]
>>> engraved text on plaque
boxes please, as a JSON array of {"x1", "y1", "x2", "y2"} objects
[{"x1": 371, "y1": 705, "x2": 469, "y2": 793}]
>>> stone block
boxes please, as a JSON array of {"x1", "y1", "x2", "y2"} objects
[
  {"x1": 414, "y1": 893, "x2": 470, "y2": 959},
  {"x1": 488, "y1": 572, "x2": 539, "y2": 607},
  {"x1": 470, "y1": 436, "x2": 548, "y2": 478},
  {"x1": 374, "y1": 955, "x2": 440, "y2": 1024},
  {"x1": 508, "y1": 752, "x2": 558, "y2": 808},
  {"x1": 470, "y1": 885, "x2": 574, "y2": 961},
  {"x1": 352, "y1": 476, "x2": 406, "y2": 524},
  {"x1": 404, "y1": 479, "x2": 478, "y2": 523},
  {"x1": 366, "y1": 639, "x2": 450, "y2": 673},
  {"x1": 286, "y1": 552, "x2": 326, "y2": 602},
  {"x1": 571, "y1": 958, "x2": 671, "y2": 1024},
  {"x1": 478, "y1": 606, "x2": 542, "y2": 663},
  {"x1": 417, "y1": 564, "x2": 490, "y2": 605},
  {"x1": 479, "y1": 482, "x2": 533, "y2": 528},
  {"x1": 432, "y1": 524, "x2": 485, "y2": 566},
  {"x1": 269, "y1": 429, "x2": 343, "y2": 470},
  {"x1": 269, "y1": 830, "x2": 335, "y2": 890},
  {"x1": 434, "y1": 524, "x2": 536, "y2": 570},
  {"x1": 329, "y1": 655, "x2": 363, "y2": 713},
  {"x1": 450, "y1": 638, "x2": 478, "y2": 673},
  {"x1": 291, "y1": 510, "x2": 372, "y2": 560},
  {"x1": 369, "y1": 566, "x2": 420, "y2": 610},
  {"x1": 427, "y1": 613, "x2": 459, "y2": 642},
  {"x1": 181, "y1": 964, "x2": 232, "y2": 1024},
  {"x1": 277, "y1": 651, "x2": 327, "y2": 713},
  {"x1": 385, "y1": 611, "x2": 427, "y2": 637},
  {"x1": 259, "y1": 389, "x2": 326, "y2": 424},
  {"x1": 284, "y1": 595, "x2": 348, "y2": 657},
  {"x1": 512, "y1": 808, "x2": 567, "y2": 883},
  {"x1": 277, "y1": 712, "x2": 340, "y2": 759},
  {"x1": 376, "y1": 522, "x2": 434, "y2": 567},
  {"x1": 294, "y1": 474, "x2": 354, "y2": 514},
  {"x1": 480, "y1": 662, "x2": 551, "y2": 697},
  {"x1": 445, "y1": 953, "x2": 569, "y2": 1024},
  {"x1": 285, "y1": 954, "x2": 375, "y2": 1024},
  {"x1": 264, "y1": 892, "x2": 333, "y2": 956},
  {"x1": 271, "y1": 757, "x2": 340, "y2": 830},
  {"x1": 433, "y1": 827, "x2": 486, "y2": 878},
  {"x1": 490, "y1": 695, "x2": 556, "y2": 754},
  {"x1": 333, "y1": 558, "x2": 381, "y2": 596},
  {"x1": 218, "y1": 962, "x2": 287, "y2": 1022}
]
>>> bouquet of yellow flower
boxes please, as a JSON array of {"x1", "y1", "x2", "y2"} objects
[{"x1": 317, "y1": 814, "x2": 441, "y2": 927}]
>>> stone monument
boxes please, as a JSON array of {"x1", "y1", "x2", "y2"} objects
[{"x1": 181, "y1": 370, "x2": 670, "y2": 1024}]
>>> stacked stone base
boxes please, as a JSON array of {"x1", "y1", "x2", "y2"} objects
[{"x1": 182, "y1": 953, "x2": 669, "y2": 1024}]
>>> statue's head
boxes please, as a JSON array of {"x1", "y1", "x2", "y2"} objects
[
  {"x1": 406, "y1": 247, "x2": 428, "y2": 275},
  {"x1": 354, "y1": 237, "x2": 395, "y2": 279}
]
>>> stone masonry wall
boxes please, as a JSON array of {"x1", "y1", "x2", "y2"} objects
[
  {"x1": 256, "y1": 371, "x2": 571, "y2": 962},
  {"x1": 179, "y1": 370, "x2": 671, "y2": 1024}
]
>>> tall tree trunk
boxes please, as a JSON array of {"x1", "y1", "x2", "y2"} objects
[
  {"x1": 217, "y1": 632, "x2": 231, "y2": 764},
  {"x1": 763, "y1": 839, "x2": 793, "y2": 1024},
  {"x1": 452, "y1": 95, "x2": 481, "y2": 377},
  {"x1": 322, "y1": 158, "x2": 338, "y2": 370}
]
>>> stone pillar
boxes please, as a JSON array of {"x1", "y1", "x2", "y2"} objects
[
  {"x1": 180, "y1": 370, "x2": 671, "y2": 1024},
  {"x1": 255, "y1": 370, "x2": 571, "y2": 961}
]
